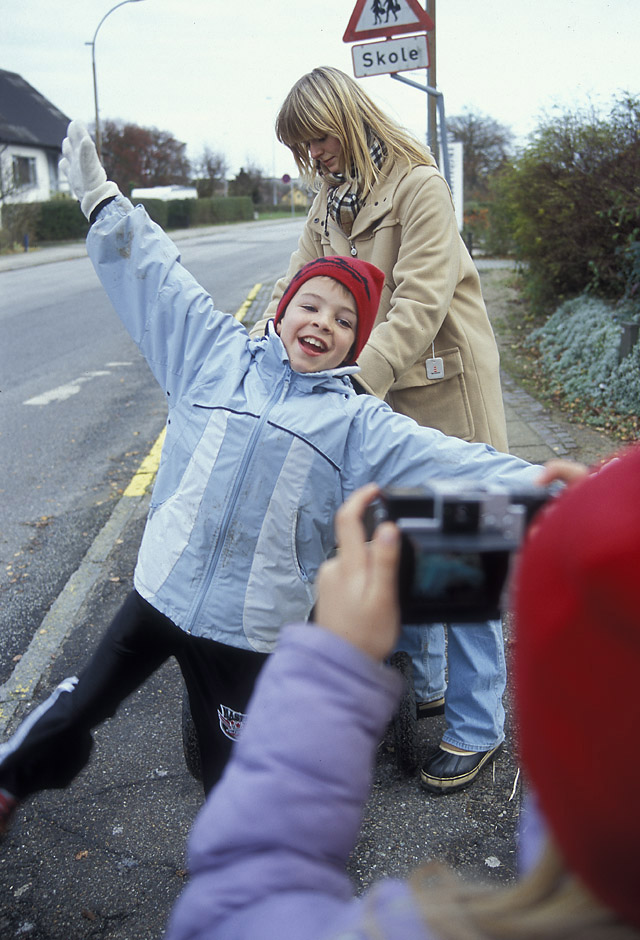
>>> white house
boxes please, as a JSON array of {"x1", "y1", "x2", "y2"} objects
[{"x1": 0, "y1": 69, "x2": 70, "y2": 209}]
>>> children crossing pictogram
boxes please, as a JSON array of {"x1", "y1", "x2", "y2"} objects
[{"x1": 343, "y1": 0, "x2": 434, "y2": 42}]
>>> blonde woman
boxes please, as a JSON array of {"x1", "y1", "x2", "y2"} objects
[
  {"x1": 168, "y1": 453, "x2": 640, "y2": 939},
  {"x1": 252, "y1": 66, "x2": 511, "y2": 793}
]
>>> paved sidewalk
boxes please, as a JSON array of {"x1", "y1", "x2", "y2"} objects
[
  {"x1": 502, "y1": 375, "x2": 579, "y2": 462},
  {"x1": 0, "y1": 220, "x2": 282, "y2": 273},
  {"x1": 0, "y1": 241, "x2": 88, "y2": 271}
]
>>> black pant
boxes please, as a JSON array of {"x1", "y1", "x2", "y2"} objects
[{"x1": 0, "y1": 591, "x2": 268, "y2": 799}]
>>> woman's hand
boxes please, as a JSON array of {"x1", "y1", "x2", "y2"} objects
[{"x1": 315, "y1": 483, "x2": 401, "y2": 662}]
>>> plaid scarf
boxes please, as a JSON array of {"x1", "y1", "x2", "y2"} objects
[{"x1": 320, "y1": 135, "x2": 386, "y2": 232}]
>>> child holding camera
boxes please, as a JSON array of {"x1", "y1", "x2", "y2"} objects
[
  {"x1": 167, "y1": 456, "x2": 640, "y2": 940},
  {"x1": 0, "y1": 121, "x2": 570, "y2": 836}
]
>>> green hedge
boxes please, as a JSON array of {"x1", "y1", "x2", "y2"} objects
[
  {"x1": 133, "y1": 196, "x2": 254, "y2": 229},
  {"x1": 1, "y1": 199, "x2": 89, "y2": 243},
  {"x1": 1, "y1": 194, "x2": 256, "y2": 248},
  {"x1": 132, "y1": 198, "x2": 169, "y2": 227},
  {"x1": 36, "y1": 200, "x2": 89, "y2": 241}
]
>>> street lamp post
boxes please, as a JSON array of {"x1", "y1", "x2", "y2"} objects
[
  {"x1": 86, "y1": 0, "x2": 145, "y2": 160},
  {"x1": 265, "y1": 96, "x2": 278, "y2": 206}
]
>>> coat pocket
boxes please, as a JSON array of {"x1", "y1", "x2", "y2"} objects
[
  {"x1": 387, "y1": 346, "x2": 475, "y2": 442},
  {"x1": 391, "y1": 345, "x2": 463, "y2": 391}
]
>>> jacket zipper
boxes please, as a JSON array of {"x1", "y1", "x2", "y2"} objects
[
  {"x1": 323, "y1": 214, "x2": 358, "y2": 257},
  {"x1": 184, "y1": 369, "x2": 290, "y2": 633}
]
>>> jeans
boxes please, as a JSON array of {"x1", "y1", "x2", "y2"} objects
[{"x1": 396, "y1": 620, "x2": 506, "y2": 752}]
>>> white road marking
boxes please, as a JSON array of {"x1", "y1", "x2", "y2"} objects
[{"x1": 23, "y1": 363, "x2": 133, "y2": 406}]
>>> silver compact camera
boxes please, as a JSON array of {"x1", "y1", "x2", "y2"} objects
[{"x1": 364, "y1": 482, "x2": 555, "y2": 623}]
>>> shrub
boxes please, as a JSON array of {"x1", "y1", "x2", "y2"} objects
[
  {"x1": 529, "y1": 294, "x2": 640, "y2": 417},
  {"x1": 130, "y1": 196, "x2": 253, "y2": 229},
  {"x1": 484, "y1": 171, "x2": 518, "y2": 257},
  {"x1": 36, "y1": 199, "x2": 88, "y2": 241},
  {"x1": 2, "y1": 198, "x2": 89, "y2": 245},
  {"x1": 491, "y1": 94, "x2": 640, "y2": 312},
  {"x1": 0, "y1": 192, "x2": 261, "y2": 253},
  {"x1": 617, "y1": 238, "x2": 640, "y2": 309},
  {"x1": 1, "y1": 202, "x2": 41, "y2": 247},
  {"x1": 166, "y1": 199, "x2": 193, "y2": 229},
  {"x1": 194, "y1": 196, "x2": 253, "y2": 224},
  {"x1": 132, "y1": 198, "x2": 169, "y2": 227},
  {"x1": 608, "y1": 342, "x2": 640, "y2": 415}
]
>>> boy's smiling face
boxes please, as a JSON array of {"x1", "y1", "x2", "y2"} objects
[{"x1": 275, "y1": 276, "x2": 358, "y2": 373}]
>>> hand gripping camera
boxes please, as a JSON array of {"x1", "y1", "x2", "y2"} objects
[{"x1": 365, "y1": 482, "x2": 556, "y2": 624}]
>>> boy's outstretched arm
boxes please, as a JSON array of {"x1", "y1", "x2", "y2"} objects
[{"x1": 58, "y1": 121, "x2": 250, "y2": 400}]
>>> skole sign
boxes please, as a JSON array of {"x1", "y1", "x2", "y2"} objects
[{"x1": 351, "y1": 34, "x2": 429, "y2": 77}]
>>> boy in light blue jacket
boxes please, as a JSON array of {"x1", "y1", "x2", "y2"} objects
[{"x1": 0, "y1": 122, "x2": 548, "y2": 836}]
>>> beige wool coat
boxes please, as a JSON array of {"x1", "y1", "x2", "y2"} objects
[{"x1": 254, "y1": 161, "x2": 508, "y2": 452}]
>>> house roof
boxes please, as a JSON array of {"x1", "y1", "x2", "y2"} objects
[{"x1": 0, "y1": 69, "x2": 70, "y2": 150}]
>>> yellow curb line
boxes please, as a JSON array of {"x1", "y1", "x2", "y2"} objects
[
  {"x1": 122, "y1": 427, "x2": 167, "y2": 497},
  {"x1": 234, "y1": 282, "x2": 262, "y2": 323}
]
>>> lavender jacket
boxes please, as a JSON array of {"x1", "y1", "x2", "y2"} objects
[{"x1": 165, "y1": 625, "x2": 544, "y2": 940}]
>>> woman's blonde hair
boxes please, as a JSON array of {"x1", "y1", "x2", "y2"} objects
[
  {"x1": 405, "y1": 840, "x2": 640, "y2": 940},
  {"x1": 276, "y1": 66, "x2": 435, "y2": 193}
]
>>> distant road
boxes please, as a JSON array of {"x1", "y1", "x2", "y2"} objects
[{"x1": 0, "y1": 217, "x2": 304, "y2": 682}]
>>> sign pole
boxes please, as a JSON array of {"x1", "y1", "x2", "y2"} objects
[
  {"x1": 426, "y1": 0, "x2": 438, "y2": 165},
  {"x1": 390, "y1": 72, "x2": 450, "y2": 188}
]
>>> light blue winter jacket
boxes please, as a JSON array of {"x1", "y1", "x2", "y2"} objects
[{"x1": 88, "y1": 196, "x2": 541, "y2": 653}]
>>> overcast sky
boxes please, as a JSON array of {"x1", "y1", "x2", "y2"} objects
[{"x1": 4, "y1": 0, "x2": 638, "y2": 177}]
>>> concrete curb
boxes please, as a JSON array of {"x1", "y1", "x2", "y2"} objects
[{"x1": 0, "y1": 490, "x2": 150, "y2": 734}]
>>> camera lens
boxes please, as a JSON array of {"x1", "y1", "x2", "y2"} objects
[{"x1": 442, "y1": 499, "x2": 480, "y2": 533}]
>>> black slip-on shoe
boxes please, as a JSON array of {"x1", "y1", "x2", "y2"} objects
[{"x1": 420, "y1": 743, "x2": 502, "y2": 794}]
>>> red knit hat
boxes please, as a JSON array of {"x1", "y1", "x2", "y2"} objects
[
  {"x1": 274, "y1": 256, "x2": 385, "y2": 365},
  {"x1": 512, "y1": 443, "x2": 640, "y2": 927}
]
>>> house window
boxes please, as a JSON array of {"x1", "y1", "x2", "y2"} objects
[{"x1": 12, "y1": 155, "x2": 37, "y2": 189}]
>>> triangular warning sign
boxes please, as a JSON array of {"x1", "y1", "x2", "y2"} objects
[{"x1": 343, "y1": 0, "x2": 434, "y2": 42}]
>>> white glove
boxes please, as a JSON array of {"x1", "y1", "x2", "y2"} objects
[{"x1": 59, "y1": 119, "x2": 120, "y2": 220}]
